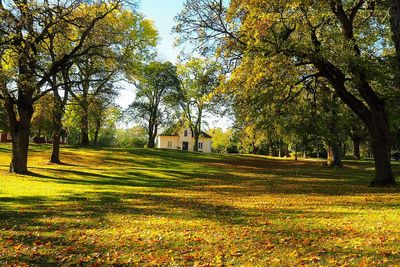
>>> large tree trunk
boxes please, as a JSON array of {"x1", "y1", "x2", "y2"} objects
[
  {"x1": 193, "y1": 131, "x2": 199, "y2": 152},
  {"x1": 147, "y1": 118, "x2": 156, "y2": 148},
  {"x1": 352, "y1": 138, "x2": 361, "y2": 160},
  {"x1": 50, "y1": 111, "x2": 62, "y2": 164},
  {"x1": 50, "y1": 87, "x2": 63, "y2": 164},
  {"x1": 367, "y1": 110, "x2": 396, "y2": 186},
  {"x1": 51, "y1": 132, "x2": 61, "y2": 164},
  {"x1": 93, "y1": 118, "x2": 101, "y2": 147},
  {"x1": 148, "y1": 137, "x2": 155, "y2": 148},
  {"x1": 278, "y1": 139, "x2": 282, "y2": 157},
  {"x1": 327, "y1": 144, "x2": 343, "y2": 167},
  {"x1": 8, "y1": 100, "x2": 33, "y2": 174},
  {"x1": 80, "y1": 103, "x2": 89, "y2": 146},
  {"x1": 390, "y1": 0, "x2": 400, "y2": 86},
  {"x1": 80, "y1": 115, "x2": 89, "y2": 146},
  {"x1": 50, "y1": 120, "x2": 62, "y2": 164}
]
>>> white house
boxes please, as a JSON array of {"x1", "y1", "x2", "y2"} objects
[{"x1": 157, "y1": 128, "x2": 212, "y2": 153}]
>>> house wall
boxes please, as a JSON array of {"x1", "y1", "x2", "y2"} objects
[
  {"x1": 198, "y1": 137, "x2": 212, "y2": 153},
  {"x1": 158, "y1": 136, "x2": 180, "y2": 150},
  {"x1": 179, "y1": 129, "x2": 194, "y2": 151},
  {"x1": 158, "y1": 129, "x2": 213, "y2": 153}
]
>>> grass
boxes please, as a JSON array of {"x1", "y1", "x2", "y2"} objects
[{"x1": 0, "y1": 144, "x2": 399, "y2": 266}]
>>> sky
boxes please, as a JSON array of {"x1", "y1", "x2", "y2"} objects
[{"x1": 116, "y1": 0, "x2": 232, "y2": 130}]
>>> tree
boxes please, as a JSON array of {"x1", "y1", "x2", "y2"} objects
[
  {"x1": 209, "y1": 128, "x2": 232, "y2": 153},
  {"x1": 0, "y1": 0, "x2": 122, "y2": 173},
  {"x1": 176, "y1": 58, "x2": 220, "y2": 152},
  {"x1": 113, "y1": 126, "x2": 147, "y2": 148},
  {"x1": 69, "y1": 7, "x2": 158, "y2": 146},
  {"x1": 127, "y1": 61, "x2": 179, "y2": 148},
  {"x1": 175, "y1": 0, "x2": 398, "y2": 186},
  {"x1": 389, "y1": 0, "x2": 400, "y2": 85},
  {"x1": 31, "y1": 94, "x2": 55, "y2": 140},
  {"x1": 0, "y1": 101, "x2": 7, "y2": 132},
  {"x1": 89, "y1": 95, "x2": 121, "y2": 146}
]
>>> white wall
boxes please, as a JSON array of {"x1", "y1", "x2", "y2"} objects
[
  {"x1": 198, "y1": 138, "x2": 212, "y2": 153},
  {"x1": 157, "y1": 136, "x2": 180, "y2": 149},
  {"x1": 157, "y1": 129, "x2": 212, "y2": 153}
]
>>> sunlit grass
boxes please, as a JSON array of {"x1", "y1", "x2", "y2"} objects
[{"x1": 0, "y1": 144, "x2": 399, "y2": 265}]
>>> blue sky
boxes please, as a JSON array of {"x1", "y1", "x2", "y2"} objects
[
  {"x1": 139, "y1": 0, "x2": 185, "y2": 62},
  {"x1": 116, "y1": 0, "x2": 184, "y2": 112},
  {"x1": 117, "y1": 0, "x2": 232, "y2": 130}
]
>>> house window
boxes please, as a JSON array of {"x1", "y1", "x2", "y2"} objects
[
  {"x1": 184, "y1": 130, "x2": 188, "y2": 137},
  {"x1": 7, "y1": 133, "x2": 12, "y2": 140},
  {"x1": 167, "y1": 141, "x2": 172, "y2": 148},
  {"x1": 198, "y1": 142, "x2": 203, "y2": 149}
]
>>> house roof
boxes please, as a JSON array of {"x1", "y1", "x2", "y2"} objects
[
  {"x1": 200, "y1": 131, "x2": 212, "y2": 139},
  {"x1": 159, "y1": 129, "x2": 212, "y2": 139}
]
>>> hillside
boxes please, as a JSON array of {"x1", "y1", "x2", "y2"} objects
[{"x1": 0, "y1": 145, "x2": 399, "y2": 265}]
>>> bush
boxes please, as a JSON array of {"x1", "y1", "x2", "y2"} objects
[{"x1": 227, "y1": 144, "x2": 239, "y2": 153}]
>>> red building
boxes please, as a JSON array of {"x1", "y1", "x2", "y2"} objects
[{"x1": 0, "y1": 133, "x2": 12, "y2": 143}]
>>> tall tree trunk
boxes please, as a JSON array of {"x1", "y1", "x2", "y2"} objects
[
  {"x1": 327, "y1": 144, "x2": 343, "y2": 167},
  {"x1": 80, "y1": 114, "x2": 89, "y2": 146},
  {"x1": 193, "y1": 109, "x2": 202, "y2": 152},
  {"x1": 278, "y1": 139, "x2": 282, "y2": 157},
  {"x1": 193, "y1": 131, "x2": 199, "y2": 152},
  {"x1": 251, "y1": 142, "x2": 258, "y2": 154},
  {"x1": 93, "y1": 118, "x2": 101, "y2": 147},
  {"x1": 390, "y1": 0, "x2": 400, "y2": 87},
  {"x1": 147, "y1": 118, "x2": 156, "y2": 148},
  {"x1": 352, "y1": 138, "x2": 361, "y2": 160},
  {"x1": 7, "y1": 99, "x2": 33, "y2": 174},
  {"x1": 268, "y1": 140, "x2": 274, "y2": 156},
  {"x1": 50, "y1": 111, "x2": 62, "y2": 164},
  {"x1": 294, "y1": 144, "x2": 298, "y2": 161},
  {"x1": 367, "y1": 110, "x2": 396, "y2": 186},
  {"x1": 80, "y1": 100, "x2": 89, "y2": 146},
  {"x1": 148, "y1": 137, "x2": 155, "y2": 148},
  {"x1": 50, "y1": 84, "x2": 64, "y2": 164},
  {"x1": 342, "y1": 141, "x2": 347, "y2": 157}
]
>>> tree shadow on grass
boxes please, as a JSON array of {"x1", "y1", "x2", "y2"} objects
[
  {"x1": 24, "y1": 157, "x2": 400, "y2": 197},
  {"x1": 0, "y1": 182, "x2": 399, "y2": 265}
]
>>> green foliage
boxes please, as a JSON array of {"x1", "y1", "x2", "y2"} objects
[
  {"x1": 176, "y1": 58, "x2": 222, "y2": 151},
  {"x1": 31, "y1": 94, "x2": 55, "y2": 138},
  {"x1": 127, "y1": 61, "x2": 180, "y2": 141},
  {"x1": 113, "y1": 126, "x2": 147, "y2": 148},
  {"x1": 209, "y1": 128, "x2": 232, "y2": 153}
]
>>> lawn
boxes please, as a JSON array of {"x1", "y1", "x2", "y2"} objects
[{"x1": 0, "y1": 144, "x2": 399, "y2": 266}]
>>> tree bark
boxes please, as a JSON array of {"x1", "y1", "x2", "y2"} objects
[
  {"x1": 93, "y1": 118, "x2": 101, "y2": 147},
  {"x1": 367, "y1": 109, "x2": 396, "y2": 186},
  {"x1": 315, "y1": 59, "x2": 395, "y2": 185},
  {"x1": 80, "y1": 114, "x2": 89, "y2": 146},
  {"x1": 390, "y1": 0, "x2": 400, "y2": 86},
  {"x1": 352, "y1": 138, "x2": 361, "y2": 160},
  {"x1": 147, "y1": 116, "x2": 157, "y2": 148},
  {"x1": 278, "y1": 139, "x2": 282, "y2": 157},
  {"x1": 327, "y1": 144, "x2": 343, "y2": 167},
  {"x1": 80, "y1": 100, "x2": 90, "y2": 146},
  {"x1": 193, "y1": 130, "x2": 199, "y2": 152},
  {"x1": 50, "y1": 111, "x2": 62, "y2": 164},
  {"x1": 7, "y1": 98, "x2": 33, "y2": 174}
]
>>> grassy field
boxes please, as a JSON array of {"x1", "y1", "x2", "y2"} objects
[{"x1": 0, "y1": 144, "x2": 399, "y2": 266}]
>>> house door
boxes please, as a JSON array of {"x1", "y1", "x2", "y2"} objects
[{"x1": 182, "y1": 141, "x2": 189, "y2": 151}]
